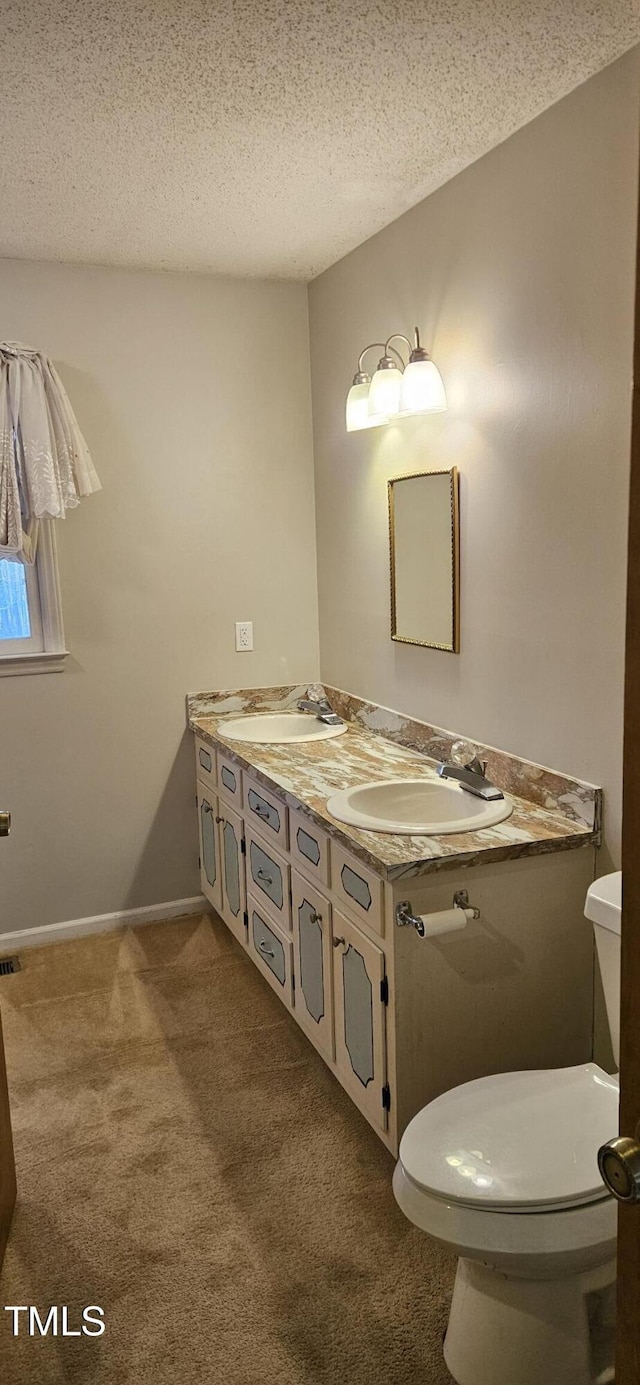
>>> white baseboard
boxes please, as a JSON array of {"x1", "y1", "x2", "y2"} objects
[{"x1": 0, "y1": 896, "x2": 209, "y2": 952}]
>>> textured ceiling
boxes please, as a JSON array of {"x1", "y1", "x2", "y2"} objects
[{"x1": 2, "y1": 1, "x2": 639, "y2": 280}]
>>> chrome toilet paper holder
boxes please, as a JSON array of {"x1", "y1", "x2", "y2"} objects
[{"x1": 395, "y1": 889, "x2": 481, "y2": 938}]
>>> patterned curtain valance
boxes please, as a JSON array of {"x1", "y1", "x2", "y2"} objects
[{"x1": 0, "y1": 341, "x2": 101, "y2": 562}]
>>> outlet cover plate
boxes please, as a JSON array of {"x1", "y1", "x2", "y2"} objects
[{"x1": 235, "y1": 621, "x2": 253, "y2": 652}]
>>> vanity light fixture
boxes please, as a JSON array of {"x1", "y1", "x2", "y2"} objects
[
  {"x1": 399, "y1": 327, "x2": 447, "y2": 415},
  {"x1": 346, "y1": 327, "x2": 446, "y2": 431},
  {"x1": 345, "y1": 342, "x2": 390, "y2": 431},
  {"x1": 368, "y1": 342, "x2": 405, "y2": 419}
]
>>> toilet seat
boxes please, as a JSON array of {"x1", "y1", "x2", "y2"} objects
[
  {"x1": 392, "y1": 1161, "x2": 617, "y2": 1278},
  {"x1": 399, "y1": 1063, "x2": 619, "y2": 1213}
]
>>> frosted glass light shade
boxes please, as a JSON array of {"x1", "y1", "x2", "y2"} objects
[
  {"x1": 369, "y1": 366, "x2": 403, "y2": 418},
  {"x1": 400, "y1": 358, "x2": 447, "y2": 415},
  {"x1": 346, "y1": 381, "x2": 387, "y2": 431}
]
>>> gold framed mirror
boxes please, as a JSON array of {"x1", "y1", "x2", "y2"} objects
[{"x1": 388, "y1": 467, "x2": 460, "y2": 652}]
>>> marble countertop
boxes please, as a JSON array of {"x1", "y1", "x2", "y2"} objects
[{"x1": 188, "y1": 705, "x2": 598, "y2": 882}]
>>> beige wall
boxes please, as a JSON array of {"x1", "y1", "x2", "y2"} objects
[
  {"x1": 1, "y1": 51, "x2": 636, "y2": 934},
  {"x1": 309, "y1": 51, "x2": 640, "y2": 868},
  {"x1": 0, "y1": 260, "x2": 319, "y2": 933}
]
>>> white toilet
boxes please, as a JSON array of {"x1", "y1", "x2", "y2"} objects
[{"x1": 393, "y1": 872, "x2": 622, "y2": 1385}]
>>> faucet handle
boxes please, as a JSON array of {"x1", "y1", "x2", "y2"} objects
[
  {"x1": 451, "y1": 739, "x2": 487, "y2": 776},
  {"x1": 451, "y1": 739, "x2": 476, "y2": 767},
  {"x1": 306, "y1": 682, "x2": 325, "y2": 703}
]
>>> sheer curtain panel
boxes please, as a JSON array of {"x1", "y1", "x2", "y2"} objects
[{"x1": 0, "y1": 342, "x2": 100, "y2": 562}]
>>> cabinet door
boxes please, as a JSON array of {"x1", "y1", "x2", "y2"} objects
[
  {"x1": 332, "y1": 910, "x2": 388, "y2": 1131},
  {"x1": 291, "y1": 871, "x2": 334, "y2": 1060},
  {"x1": 196, "y1": 781, "x2": 222, "y2": 914},
  {"x1": 218, "y1": 804, "x2": 247, "y2": 948}
]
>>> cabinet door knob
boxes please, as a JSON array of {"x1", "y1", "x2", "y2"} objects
[
  {"x1": 332, "y1": 935, "x2": 345, "y2": 948},
  {"x1": 215, "y1": 816, "x2": 224, "y2": 824},
  {"x1": 0, "y1": 811, "x2": 10, "y2": 838},
  {"x1": 598, "y1": 1136, "x2": 640, "y2": 1203}
]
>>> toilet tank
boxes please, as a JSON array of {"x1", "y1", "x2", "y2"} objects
[{"x1": 585, "y1": 872, "x2": 622, "y2": 1066}]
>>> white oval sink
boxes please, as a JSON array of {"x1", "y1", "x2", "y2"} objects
[
  {"x1": 326, "y1": 778, "x2": 513, "y2": 835},
  {"x1": 219, "y1": 712, "x2": 348, "y2": 745}
]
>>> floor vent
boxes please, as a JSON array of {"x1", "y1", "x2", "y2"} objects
[{"x1": 0, "y1": 955, "x2": 22, "y2": 976}]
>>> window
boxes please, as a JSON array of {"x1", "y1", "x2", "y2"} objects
[{"x1": 0, "y1": 525, "x2": 67, "y2": 675}]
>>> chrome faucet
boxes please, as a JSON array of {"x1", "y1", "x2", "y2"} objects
[
  {"x1": 438, "y1": 740, "x2": 504, "y2": 802},
  {"x1": 297, "y1": 691, "x2": 344, "y2": 726}
]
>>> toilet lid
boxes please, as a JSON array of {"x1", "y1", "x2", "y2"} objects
[{"x1": 399, "y1": 1064, "x2": 620, "y2": 1211}]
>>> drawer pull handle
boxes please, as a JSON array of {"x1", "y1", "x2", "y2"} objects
[
  {"x1": 254, "y1": 804, "x2": 270, "y2": 819},
  {"x1": 256, "y1": 868, "x2": 274, "y2": 885},
  {"x1": 258, "y1": 940, "x2": 275, "y2": 958}
]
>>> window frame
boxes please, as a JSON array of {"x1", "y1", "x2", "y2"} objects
[{"x1": 0, "y1": 524, "x2": 68, "y2": 677}]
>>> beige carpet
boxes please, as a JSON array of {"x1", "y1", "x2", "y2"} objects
[{"x1": 0, "y1": 911, "x2": 455, "y2": 1384}]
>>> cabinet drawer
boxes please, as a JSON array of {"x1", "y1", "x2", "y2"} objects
[
  {"x1": 291, "y1": 870, "x2": 334, "y2": 1060},
  {"x1": 247, "y1": 895, "x2": 294, "y2": 1008},
  {"x1": 194, "y1": 737, "x2": 217, "y2": 793},
  {"x1": 245, "y1": 829, "x2": 291, "y2": 932},
  {"x1": 217, "y1": 752, "x2": 243, "y2": 807},
  {"x1": 290, "y1": 807, "x2": 330, "y2": 887},
  {"x1": 243, "y1": 773, "x2": 289, "y2": 851},
  {"x1": 330, "y1": 842, "x2": 384, "y2": 936}
]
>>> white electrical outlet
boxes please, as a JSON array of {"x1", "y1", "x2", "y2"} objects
[{"x1": 235, "y1": 621, "x2": 253, "y2": 652}]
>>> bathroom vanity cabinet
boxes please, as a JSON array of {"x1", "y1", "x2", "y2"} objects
[{"x1": 194, "y1": 733, "x2": 597, "y2": 1156}]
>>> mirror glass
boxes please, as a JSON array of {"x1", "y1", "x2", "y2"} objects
[{"x1": 389, "y1": 467, "x2": 459, "y2": 652}]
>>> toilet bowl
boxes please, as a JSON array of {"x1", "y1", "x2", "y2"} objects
[{"x1": 393, "y1": 873, "x2": 622, "y2": 1385}]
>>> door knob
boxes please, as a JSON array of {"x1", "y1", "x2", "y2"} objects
[
  {"x1": 598, "y1": 1135, "x2": 640, "y2": 1203},
  {"x1": 0, "y1": 811, "x2": 10, "y2": 838}
]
